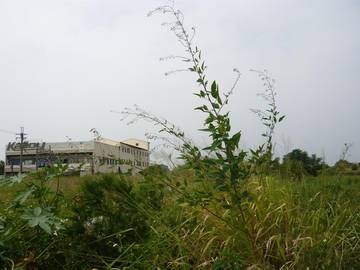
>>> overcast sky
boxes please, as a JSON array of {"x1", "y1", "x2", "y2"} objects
[{"x1": 0, "y1": 0, "x2": 359, "y2": 164}]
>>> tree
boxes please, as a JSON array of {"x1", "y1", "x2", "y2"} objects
[
  {"x1": 334, "y1": 159, "x2": 359, "y2": 173},
  {"x1": 283, "y1": 149, "x2": 323, "y2": 176}
]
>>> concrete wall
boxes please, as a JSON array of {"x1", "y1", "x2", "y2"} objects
[{"x1": 93, "y1": 141, "x2": 150, "y2": 174}]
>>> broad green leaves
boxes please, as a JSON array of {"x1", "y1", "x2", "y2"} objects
[{"x1": 21, "y1": 207, "x2": 62, "y2": 234}]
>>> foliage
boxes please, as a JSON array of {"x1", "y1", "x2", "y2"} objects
[
  {"x1": 1, "y1": 171, "x2": 360, "y2": 269},
  {"x1": 141, "y1": 4, "x2": 284, "y2": 215},
  {"x1": 21, "y1": 207, "x2": 63, "y2": 234},
  {"x1": 0, "y1": 160, "x2": 4, "y2": 175},
  {"x1": 0, "y1": 165, "x2": 67, "y2": 269},
  {"x1": 283, "y1": 149, "x2": 324, "y2": 177},
  {"x1": 333, "y1": 159, "x2": 360, "y2": 174},
  {"x1": 58, "y1": 173, "x2": 164, "y2": 269},
  {"x1": 213, "y1": 250, "x2": 244, "y2": 270}
]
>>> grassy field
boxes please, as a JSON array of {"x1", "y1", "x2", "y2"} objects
[
  {"x1": 1, "y1": 169, "x2": 359, "y2": 269},
  {"x1": 0, "y1": 175, "x2": 85, "y2": 204}
]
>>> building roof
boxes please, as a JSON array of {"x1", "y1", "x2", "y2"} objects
[
  {"x1": 96, "y1": 137, "x2": 119, "y2": 146},
  {"x1": 121, "y1": 138, "x2": 149, "y2": 150}
]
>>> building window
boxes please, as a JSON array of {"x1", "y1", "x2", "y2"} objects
[{"x1": 24, "y1": 160, "x2": 34, "y2": 165}]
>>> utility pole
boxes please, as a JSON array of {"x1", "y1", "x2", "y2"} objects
[
  {"x1": 16, "y1": 127, "x2": 27, "y2": 174},
  {"x1": 35, "y1": 144, "x2": 39, "y2": 171}
]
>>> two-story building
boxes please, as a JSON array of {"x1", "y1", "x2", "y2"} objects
[{"x1": 4, "y1": 137, "x2": 150, "y2": 176}]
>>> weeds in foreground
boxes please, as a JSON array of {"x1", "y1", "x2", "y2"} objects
[{"x1": 1, "y1": 171, "x2": 360, "y2": 269}]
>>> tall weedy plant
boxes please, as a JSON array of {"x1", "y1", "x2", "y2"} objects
[
  {"x1": 124, "y1": 3, "x2": 284, "y2": 211},
  {"x1": 250, "y1": 69, "x2": 285, "y2": 176},
  {"x1": 147, "y1": 5, "x2": 249, "y2": 208},
  {"x1": 149, "y1": 4, "x2": 283, "y2": 200}
]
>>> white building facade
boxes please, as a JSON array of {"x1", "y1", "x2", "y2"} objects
[{"x1": 4, "y1": 138, "x2": 150, "y2": 176}]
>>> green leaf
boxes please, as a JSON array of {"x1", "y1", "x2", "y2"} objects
[
  {"x1": 21, "y1": 207, "x2": 60, "y2": 234},
  {"x1": 205, "y1": 114, "x2": 215, "y2": 124},
  {"x1": 211, "y1": 81, "x2": 218, "y2": 99},
  {"x1": 231, "y1": 132, "x2": 241, "y2": 146},
  {"x1": 199, "y1": 128, "x2": 211, "y2": 132},
  {"x1": 14, "y1": 187, "x2": 34, "y2": 205},
  {"x1": 279, "y1": 115, "x2": 286, "y2": 122},
  {"x1": 39, "y1": 222, "x2": 52, "y2": 234},
  {"x1": 34, "y1": 207, "x2": 41, "y2": 216},
  {"x1": 195, "y1": 105, "x2": 208, "y2": 112},
  {"x1": 194, "y1": 90, "x2": 206, "y2": 98},
  {"x1": 215, "y1": 153, "x2": 223, "y2": 160}
]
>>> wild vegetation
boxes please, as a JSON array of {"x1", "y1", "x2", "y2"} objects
[
  {"x1": 0, "y1": 161, "x2": 4, "y2": 175},
  {"x1": 1, "y1": 4, "x2": 360, "y2": 270},
  {"x1": 1, "y1": 166, "x2": 359, "y2": 269}
]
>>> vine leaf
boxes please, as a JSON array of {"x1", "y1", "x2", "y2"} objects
[{"x1": 21, "y1": 207, "x2": 62, "y2": 234}]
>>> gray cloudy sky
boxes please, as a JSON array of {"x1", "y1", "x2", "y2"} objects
[{"x1": 0, "y1": 0, "x2": 359, "y2": 164}]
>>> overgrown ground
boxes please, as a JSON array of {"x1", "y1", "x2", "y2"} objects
[{"x1": 1, "y1": 168, "x2": 359, "y2": 269}]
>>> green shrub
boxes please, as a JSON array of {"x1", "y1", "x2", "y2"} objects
[{"x1": 64, "y1": 175, "x2": 145, "y2": 268}]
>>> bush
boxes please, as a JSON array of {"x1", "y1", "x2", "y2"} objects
[
  {"x1": 351, "y1": 163, "x2": 359, "y2": 171},
  {"x1": 283, "y1": 149, "x2": 324, "y2": 177},
  {"x1": 63, "y1": 173, "x2": 164, "y2": 269}
]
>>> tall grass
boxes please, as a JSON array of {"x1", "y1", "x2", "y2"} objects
[{"x1": 1, "y1": 170, "x2": 359, "y2": 269}]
